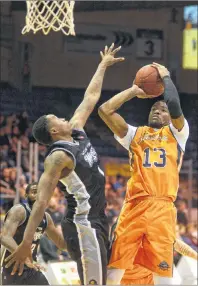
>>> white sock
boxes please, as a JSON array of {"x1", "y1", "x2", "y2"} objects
[{"x1": 107, "y1": 268, "x2": 125, "y2": 285}]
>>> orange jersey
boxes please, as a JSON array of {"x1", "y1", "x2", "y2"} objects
[{"x1": 115, "y1": 121, "x2": 189, "y2": 202}]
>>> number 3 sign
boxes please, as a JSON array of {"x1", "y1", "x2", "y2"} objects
[{"x1": 136, "y1": 29, "x2": 163, "y2": 59}]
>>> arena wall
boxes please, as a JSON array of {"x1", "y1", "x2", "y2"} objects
[{"x1": 1, "y1": 4, "x2": 197, "y2": 93}]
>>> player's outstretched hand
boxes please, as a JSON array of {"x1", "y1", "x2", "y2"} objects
[
  {"x1": 100, "y1": 43, "x2": 125, "y2": 67},
  {"x1": 132, "y1": 84, "x2": 153, "y2": 99},
  {"x1": 151, "y1": 62, "x2": 170, "y2": 79},
  {"x1": 5, "y1": 241, "x2": 36, "y2": 276}
]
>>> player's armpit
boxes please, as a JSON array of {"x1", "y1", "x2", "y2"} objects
[
  {"x1": 169, "y1": 118, "x2": 189, "y2": 151},
  {"x1": 171, "y1": 114, "x2": 185, "y2": 131}
]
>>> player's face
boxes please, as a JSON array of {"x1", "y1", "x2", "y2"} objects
[
  {"x1": 47, "y1": 114, "x2": 72, "y2": 136},
  {"x1": 148, "y1": 101, "x2": 170, "y2": 128},
  {"x1": 27, "y1": 184, "x2": 38, "y2": 203}
]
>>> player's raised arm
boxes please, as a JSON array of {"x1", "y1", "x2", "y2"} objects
[
  {"x1": 5, "y1": 150, "x2": 73, "y2": 275},
  {"x1": 152, "y1": 62, "x2": 185, "y2": 131},
  {"x1": 69, "y1": 43, "x2": 124, "y2": 130},
  {"x1": 98, "y1": 85, "x2": 148, "y2": 138},
  {"x1": 45, "y1": 213, "x2": 67, "y2": 250}
]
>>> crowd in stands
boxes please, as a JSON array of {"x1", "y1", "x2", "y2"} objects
[{"x1": 0, "y1": 113, "x2": 197, "y2": 264}]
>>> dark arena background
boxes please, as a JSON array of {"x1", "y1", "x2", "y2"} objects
[{"x1": 0, "y1": 1, "x2": 197, "y2": 285}]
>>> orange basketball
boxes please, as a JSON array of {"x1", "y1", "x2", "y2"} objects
[{"x1": 134, "y1": 65, "x2": 164, "y2": 97}]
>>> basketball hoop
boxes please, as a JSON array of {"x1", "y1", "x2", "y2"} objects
[{"x1": 22, "y1": 1, "x2": 75, "y2": 36}]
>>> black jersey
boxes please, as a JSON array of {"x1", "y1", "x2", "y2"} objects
[
  {"x1": 1, "y1": 203, "x2": 48, "y2": 268},
  {"x1": 46, "y1": 129, "x2": 107, "y2": 221}
]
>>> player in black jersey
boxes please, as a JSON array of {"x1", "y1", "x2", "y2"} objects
[
  {"x1": 5, "y1": 44, "x2": 124, "y2": 285},
  {"x1": 1, "y1": 182, "x2": 67, "y2": 285}
]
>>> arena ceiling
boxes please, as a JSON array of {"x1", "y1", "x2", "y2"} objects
[{"x1": 11, "y1": 1, "x2": 197, "y2": 12}]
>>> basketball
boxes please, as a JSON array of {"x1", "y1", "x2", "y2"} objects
[{"x1": 134, "y1": 65, "x2": 164, "y2": 97}]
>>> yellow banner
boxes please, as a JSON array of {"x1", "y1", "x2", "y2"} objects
[{"x1": 105, "y1": 162, "x2": 131, "y2": 177}]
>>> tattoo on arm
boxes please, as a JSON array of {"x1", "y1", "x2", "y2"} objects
[
  {"x1": 0, "y1": 206, "x2": 25, "y2": 253},
  {"x1": 23, "y1": 151, "x2": 72, "y2": 244}
]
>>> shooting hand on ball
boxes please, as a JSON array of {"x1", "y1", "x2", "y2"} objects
[
  {"x1": 132, "y1": 84, "x2": 153, "y2": 99},
  {"x1": 100, "y1": 43, "x2": 125, "y2": 67},
  {"x1": 151, "y1": 62, "x2": 170, "y2": 79}
]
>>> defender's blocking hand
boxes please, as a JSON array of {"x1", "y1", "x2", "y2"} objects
[{"x1": 100, "y1": 43, "x2": 125, "y2": 67}]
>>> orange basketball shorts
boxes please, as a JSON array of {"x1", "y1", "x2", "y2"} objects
[
  {"x1": 121, "y1": 265, "x2": 154, "y2": 285},
  {"x1": 108, "y1": 197, "x2": 177, "y2": 277}
]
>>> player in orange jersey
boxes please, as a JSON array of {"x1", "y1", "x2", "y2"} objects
[
  {"x1": 107, "y1": 222, "x2": 198, "y2": 285},
  {"x1": 121, "y1": 238, "x2": 198, "y2": 285},
  {"x1": 99, "y1": 63, "x2": 189, "y2": 284}
]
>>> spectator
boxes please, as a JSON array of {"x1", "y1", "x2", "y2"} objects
[
  {"x1": 0, "y1": 115, "x2": 6, "y2": 128},
  {"x1": 9, "y1": 169, "x2": 17, "y2": 190},
  {"x1": 186, "y1": 223, "x2": 198, "y2": 250},
  {"x1": 17, "y1": 111, "x2": 29, "y2": 135},
  {"x1": 39, "y1": 225, "x2": 69, "y2": 263},
  {"x1": 176, "y1": 199, "x2": 188, "y2": 226},
  {"x1": 39, "y1": 234, "x2": 60, "y2": 263},
  {"x1": 46, "y1": 197, "x2": 63, "y2": 225},
  {"x1": 113, "y1": 174, "x2": 124, "y2": 190}
]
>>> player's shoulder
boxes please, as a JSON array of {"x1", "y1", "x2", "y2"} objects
[
  {"x1": 72, "y1": 128, "x2": 88, "y2": 141},
  {"x1": 5, "y1": 204, "x2": 26, "y2": 221},
  {"x1": 9, "y1": 204, "x2": 25, "y2": 214},
  {"x1": 166, "y1": 118, "x2": 189, "y2": 136},
  {"x1": 167, "y1": 119, "x2": 189, "y2": 151},
  {"x1": 45, "y1": 149, "x2": 73, "y2": 167},
  {"x1": 114, "y1": 124, "x2": 139, "y2": 151}
]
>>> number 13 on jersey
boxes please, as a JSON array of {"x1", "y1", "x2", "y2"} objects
[{"x1": 143, "y1": 148, "x2": 166, "y2": 168}]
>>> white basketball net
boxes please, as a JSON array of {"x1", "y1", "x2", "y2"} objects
[{"x1": 22, "y1": 1, "x2": 75, "y2": 36}]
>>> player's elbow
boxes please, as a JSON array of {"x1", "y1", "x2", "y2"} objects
[
  {"x1": 98, "y1": 103, "x2": 111, "y2": 118},
  {"x1": 0, "y1": 233, "x2": 9, "y2": 245}
]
